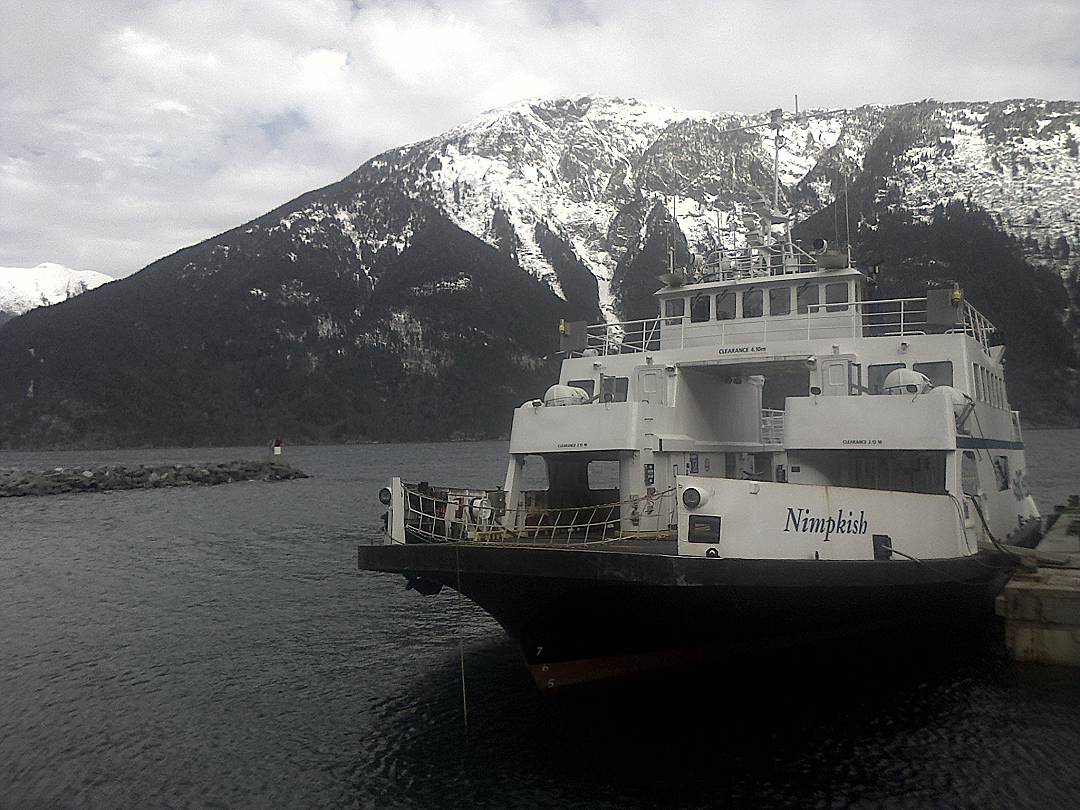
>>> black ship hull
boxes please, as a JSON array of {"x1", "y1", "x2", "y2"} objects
[{"x1": 357, "y1": 542, "x2": 1012, "y2": 691}]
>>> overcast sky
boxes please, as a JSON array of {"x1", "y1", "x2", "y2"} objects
[{"x1": 2, "y1": 0, "x2": 1078, "y2": 278}]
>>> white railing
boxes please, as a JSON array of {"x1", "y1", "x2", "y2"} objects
[
  {"x1": 761, "y1": 409, "x2": 785, "y2": 445},
  {"x1": 699, "y1": 243, "x2": 822, "y2": 281},
  {"x1": 839, "y1": 298, "x2": 927, "y2": 336},
  {"x1": 961, "y1": 302, "x2": 995, "y2": 351},
  {"x1": 580, "y1": 297, "x2": 996, "y2": 356},
  {"x1": 396, "y1": 481, "x2": 678, "y2": 545},
  {"x1": 585, "y1": 317, "x2": 680, "y2": 355}
]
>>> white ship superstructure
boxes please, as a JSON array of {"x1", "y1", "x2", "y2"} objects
[{"x1": 362, "y1": 175, "x2": 1042, "y2": 691}]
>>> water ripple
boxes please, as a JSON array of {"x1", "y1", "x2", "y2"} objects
[{"x1": 1, "y1": 438, "x2": 1079, "y2": 807}]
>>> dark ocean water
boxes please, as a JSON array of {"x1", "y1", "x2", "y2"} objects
[{"x1": 1, "y1": 433, "x2": 1079, "y2": 809}]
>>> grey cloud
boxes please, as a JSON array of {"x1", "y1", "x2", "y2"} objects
[{"x1": 1, "y1": 0, "x2": 1077, "y2": 277}]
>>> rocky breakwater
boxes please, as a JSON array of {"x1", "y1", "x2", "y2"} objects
[{"x1": 0, "y1": 459, "x2": 308, "y2": 497}]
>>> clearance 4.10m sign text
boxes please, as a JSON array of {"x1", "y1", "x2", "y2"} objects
[{"x1": 717, "y1": 345, "x2": 767, "y2": 356}]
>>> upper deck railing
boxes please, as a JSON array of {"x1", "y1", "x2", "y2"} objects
[
  {"x1": 696, "y1": 240, "x2": 848, "y2": 281},
  {"x1": 581, "y1": 297, "x2": 996, "y2": 357}
]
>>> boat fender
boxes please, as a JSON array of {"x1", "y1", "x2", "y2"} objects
[{"x1": 468, "y1": 497, "x2": 493, "y2": 525}]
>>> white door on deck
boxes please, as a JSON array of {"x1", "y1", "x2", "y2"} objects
[
  {"x1": 821, "y1": 359, "x2": 850, "y2": 397},
  {"x1": 637, "y1": 370, "x2": 665, "y2": 424}
]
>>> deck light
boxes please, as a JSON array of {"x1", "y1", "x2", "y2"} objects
[{"x1": 682, "y1": 487, "x2": 702, "y2": 508}]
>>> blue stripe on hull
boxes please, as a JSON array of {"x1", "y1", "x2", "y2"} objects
[{"x1": 955, "y1": 437, "x2": 1024, "y2": 450}]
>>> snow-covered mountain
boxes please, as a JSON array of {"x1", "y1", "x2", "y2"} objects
[
  {"x1": 269, "y1": 96, "x2": 886, "y2": 319},
  {"x1": 0, "y1": 263, "x2": 112, "y2": 319},
  {"x1": 0, "y1": 95, "x2": 1078, "y2": 448},
  {"x1": 265, "y1": 96, "x2": 1079, "y2": 318}
]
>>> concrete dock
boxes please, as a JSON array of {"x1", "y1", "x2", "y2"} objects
[{"x1": 997, "y1": 497, "x2": 1080, "y2": 667}]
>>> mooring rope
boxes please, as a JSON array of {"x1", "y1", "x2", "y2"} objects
[{"x1": 455, "y1": 543, "x2": 469, "y2": 747}]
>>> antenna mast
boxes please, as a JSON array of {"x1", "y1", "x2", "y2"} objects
[
  {"x1": 769, "y1": 108, "x2": 783, "y2": 211},
  {"x1": 844, "y1": 171, "x2": 852, "y2": 265},
  {"x1": 670, "y1": 193, "x2": 676, "y2": 274}
]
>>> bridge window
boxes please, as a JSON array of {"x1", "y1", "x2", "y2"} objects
[
  {"x1": 796, "y1": 283, "x2": 819, "y2": 314},
  {"x1": 568, "y1": 379, "x2": 595, "y2": 398},
  {"x1": 742, "y1": 289, "x2": 763, "y2": 318},
  {"x1": 769, "y1": 286, "x2": 791, "y2": 316},
  {"x1": 664, "y1": 298, "x2": 685, "y2": 318},
  {"x1": 690, "y1": 293, "x2": 711, "y2": 323},
  {"x1": 716, "y1": 290, "x2": 736, "y2": 320},
  {"x1": 868, "y1": 363, "x2": 905, "y2": 395},
  {"x1": 600, "y1": 376, "x2": 629, "y2": 402},
  {"x1": 825, "y1": 282, "x2": 850, "y2": 312},
  {"x1": 972, "y1": 364, "x2": 983, "y2": 401},
  {"x1": 913, "y1": 361, "x2": 953, "y2": 388}
]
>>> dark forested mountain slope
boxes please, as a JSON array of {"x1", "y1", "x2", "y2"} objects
[{"x1": 1, "y1": 95, "x2": 1078, "y2": 447}]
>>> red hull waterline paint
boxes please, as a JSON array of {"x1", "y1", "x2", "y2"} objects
[{"x1": 526, "y1": 623, "x2": 901, "y2": 692}]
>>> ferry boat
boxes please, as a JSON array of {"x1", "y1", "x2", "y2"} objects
[{"x1": 357, "y1": 194, "x2": 1042, "y2": 691}]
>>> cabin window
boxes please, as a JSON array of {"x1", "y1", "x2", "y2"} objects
[
  {"x1": 687, "y1": 515, "x2": 721, "y2": 544},
  {"x1": 664, "y1": 298, "x2": 685, "y2": 318},
  {"x1": 796, "y1": 283, "x2": 819, "y2": 314},
  {"x1": 522, "y1": 455, "x2": 550, "y2": 490},
  {"x1": 961, "y1": 451, "x2": 979, "y2": 496},
  {"x1": 868, "y1": 363, "x2": 905, "y2": 395},
  {"x1": 972, "y1": 364, "x2": 983, "y2": 401},
  {"x1": 588, "y1": 460, "x2": 620, "y2": 490},
  {"x1": 568, "y1": 379, "x2": 595, "y2": 398},
  {"x1": 913, "y1": 361, "x2": 953, "y2": 388},
  {"x1": 715, "y1": 291, "x2": 736, "y2": 320},
  {"x1": 769, "y1": 286, "x2": 791, "y2": 316},
  {"x1": 690, "y1": 293, "x2": 711, "y2": 323},
  {"x1": 993, "y1": 455, "x2": 1010, "y2": 491},
  {"x1": 742, "y1": 289, "x2": 763, "y2": 318},
  {"x1": 825, "y1": 282, "x2": 850, "y2": 312},
  {"x1": 600, "y1": 376, "x2": 629, "y2": 402}
]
